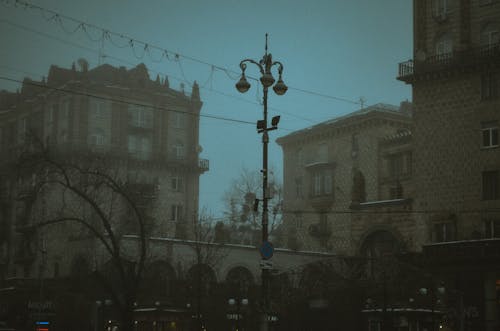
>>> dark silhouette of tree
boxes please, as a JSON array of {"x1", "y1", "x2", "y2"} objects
[
  {"x1": 223, "y1": 167, "x2": 283, "y2": 245},
  {"x1": 16, "y1": 141, "x2": 155, "y2": 331}
]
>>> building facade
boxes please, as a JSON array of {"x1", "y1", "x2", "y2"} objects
[
  {"x1": 277, "y1": 102, "x2": 414, "y2": 256},
  {"x1": 0, "y1": 60, "x2": 210, "y2": 329},
  {"x1": 397, "y1": 0, "x2": 500, "y2": 329}
]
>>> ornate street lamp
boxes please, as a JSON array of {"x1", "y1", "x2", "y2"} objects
[{"x1": 235, "y1": 33, "x2": 287, "y2": 331}]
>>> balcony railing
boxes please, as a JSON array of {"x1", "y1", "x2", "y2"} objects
[
  {"x1": 398, "y1": 43, "x2": 500, "y2": 81},
  {"x1": 198, "y1": 158, "x2": 209, "y2": 172}
]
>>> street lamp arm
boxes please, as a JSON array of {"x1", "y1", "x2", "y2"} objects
[
  {"x1": 239, "y1": 59, "x2": 264, "y2": 75},
  {"x1": 271, "y1": 61, "x2": 284, "y2": 76}
]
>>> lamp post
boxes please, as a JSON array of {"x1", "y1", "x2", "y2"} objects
[
  {"x1": 419, "y1": 284, "x2": 445, "y2": 331},
  {"x1": 235, "y1": 33, "x2": 287, "y2": 331},
  {"x1": 227, "y1": 298, "x2": 249, "y2": 331}
]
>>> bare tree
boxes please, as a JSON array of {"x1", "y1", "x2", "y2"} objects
[
  {"x1": 222, "y1": 167, "x2": 283, "y2": 245},
  {"x1": 184, "y1": 211, "x2": 228, "y2": 330},
  {"x1": 16, "y1": 141, "x2": 156, "y2": 331}
]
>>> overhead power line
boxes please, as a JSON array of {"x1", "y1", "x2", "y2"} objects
[
  {"x1": 0, "y1": 76, "x2": 256, "y2": 125},
  {"x1": 1, "y1": 0, "x2": 362, "y2": 106},
  {"x1": 0, "y1": 19, "x2": 318, "y2": 126}
]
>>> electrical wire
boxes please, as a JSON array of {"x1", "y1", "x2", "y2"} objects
[
  {"x1": 1, "y1": 0, "x2": 363, "y2": 106},
  {"x1": 0, "y1": 75, "x2": 255, "y2": 125},
  {"x1": 0, "y1": 19, "x2": 319, "y2": 126}
]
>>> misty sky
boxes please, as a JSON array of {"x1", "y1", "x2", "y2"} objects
[{"x1": 0, "y1": 0, "x2": 412, "y2": 217}]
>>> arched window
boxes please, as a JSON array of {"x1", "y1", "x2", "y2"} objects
[
  {"x1": 351, "y1": 169, "x2": 366, "y2": 203},
  {"x1": 186, "y1": 264, "x2": 217, "y2": 298},
  {"x1": 142, "y1": 261, "x2": 177, "y2": 298},
  {"x1": 361, "y1": 230, "x2": 400, "y2": 278},
  {"x1": 226, "y1": 266, "x2": 254, "y2": 296}
]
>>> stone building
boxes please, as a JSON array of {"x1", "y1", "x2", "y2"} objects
[
  {"x1": 0, "y1": 60, "x2": 209, "y2": 328},
  {"x1": 276, "y1": 102, "x2": 413, "y2": 256},
  {"x1": 397, "y1": 0, "x2": 500, "y2": 329}
]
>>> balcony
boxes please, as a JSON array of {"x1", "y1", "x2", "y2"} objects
[
  {"x1": 397, "y1": 43, "x2": 500, "y2": 82},
  {"x1": 198, "y1": 158, "x2": 209, "y2": 173}
]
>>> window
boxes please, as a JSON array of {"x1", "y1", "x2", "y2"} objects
[
  {"x1": 60, "y1": 99, "x2": 70, "y2": 120},
  {"x1": 171, "y1": 176, "x2": 184, "y2": 192},
  {"x1": 484, "y1": 219, "x2": 500, "y2": 238},
  {"x1": 128, "y1": 135, "x2": 152, "y2": 160},
  {"x1": 90, "y1": 98, "x2": 108, "y2": 119},
  {"x1": 389, "y1": 181, "x2": 403, "y2": 199},
  {"x1": 352, "y1": 133, "x2": 359, "y2": 156},
  {"x1": 433, "y1": 222, "x2": 455, "y2": 242},
  {"x1": 388, "y1": 152, "x2": 412, "y2": 178},
  {"x1": 483, "y1": 171, "x2": 499, "y2": 200},
  {"x1": 311, "y1": 170, "x2": 333, "y2": 197},
  {"x1": 433, "y1": 0, "x2": 450, "y2": 18},
  {"x1": 173, "y1": 112, "x2": 185, "y2": 129},
  {"x1": 18, "y1": 117, "x2": 27, "y2": 143},
  {"x1": 482, "y1": 122, "x2": 499, "y2": 148},
  {"x1": 171, "y1": 204, "x2": 183, "y2": 221},
  {"x1": 173, "y1": 141, "x2": 185, "y2": 160},
  {"x1": 48, "y1": 104, "x2": 56, "y2": 123},
  {"x1": 128, "y1": 105, "x2": 153, "y2": 128},
  {"x1": 294, "y1": 212, "x2": 303, "y2": 228},
  {"x1": 295, "y1": 177, "x2": 303, "y2": 198},
  {"x1": 481, "y1": 74, "x2": 499, "y2": 100},
  {"x1": 435, "y1": 34, "x2": 453, "y2": 59},
  {"x1": 89, "y1": 128, "x2": 105, "y2": 146},
  {"x1": 481, "y1": 23, "x2": 500, "y2": 49},
  {"x1": 317, "y1": 143, "x2": 328, "y2": 163},
  {"x1": 297, "y1": 148, "x2": 304, "y2": 167}
]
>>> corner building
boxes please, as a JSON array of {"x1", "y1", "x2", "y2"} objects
[
  {"x1": 277, "y1": 103, "x2": 413, "y2": 256},
  {"x1": 398, "y1": 0, "x2": 500, "y2": 329},
  {"x1": 0, "y1": 60, "x2": 208, "y2": 328}
]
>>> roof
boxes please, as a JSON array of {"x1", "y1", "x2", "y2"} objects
[{"x1": 276, "y1": 103, "x2": 411, "y2": 145}]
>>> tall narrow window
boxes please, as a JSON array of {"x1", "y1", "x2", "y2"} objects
[
  {"x1": 171, "y1": 204, "x2": 183, "y2": 221},
  {"x1": 173, "y1": 112, "x2": 185, "y2": 129},
  {"x1": 351, "y1": 133, "x2": 359, "y2": 157},
  {"x1": 481, "y1": 73, "x2": 499, "y2": 100},
  {"x1": 317, "y1": 143, "x2": 328, "y2": 163},
  {"x1": 173, "y1": 141, "x2": 185, "y2": 160},
  {"x1": 171, "y1": 176, "x2": 184, "y2": 192},
  {"x1": 482, "y1": 170, "x2": 499, "y2": 200},
  {"x1": 295, "y1": 177, "x2": 303, "y2": 198}
]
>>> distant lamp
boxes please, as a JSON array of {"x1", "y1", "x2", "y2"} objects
[
  {"x1": 260, "y1": 72, "x2": 275, "y2": 88},
  {"x1": 257, "y1": 120, "x2": 265, "y2": 131},
  {"x1": 236, "y1": 74, "x2": 251, "y2": 93},
  {"x1": 273, "y1": 77, "x2": 288, "y2": 95},
  {"x1": 271, "y1": 116, "x2": 280, "y2": 127}
]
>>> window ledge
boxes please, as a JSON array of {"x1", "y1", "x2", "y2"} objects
[{"x1": 480, "y1": 145, "x2": 499, "y2": 150}]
